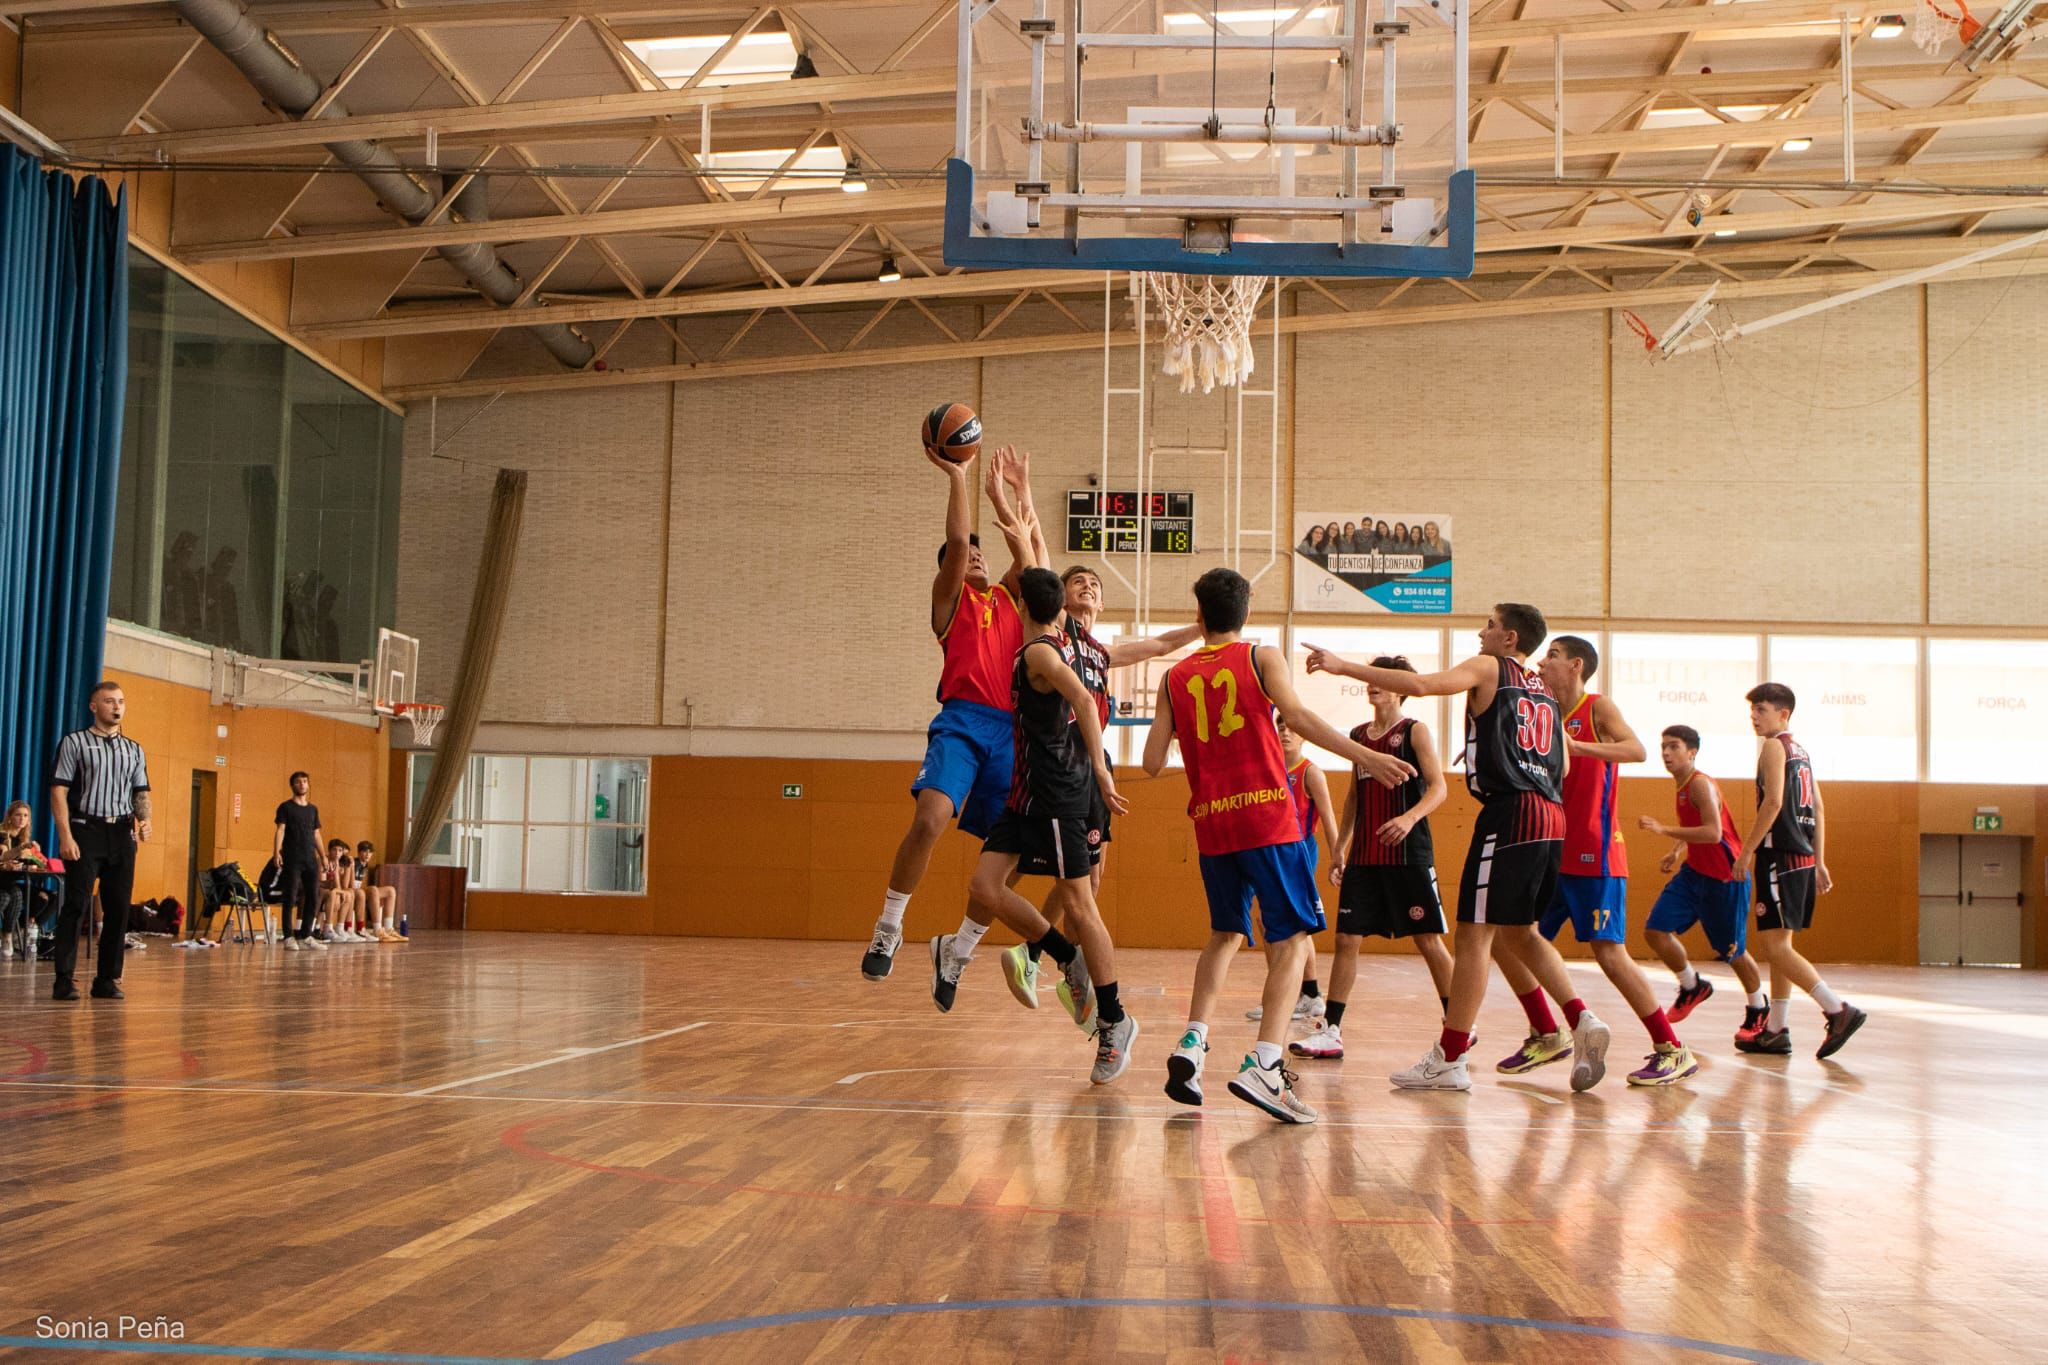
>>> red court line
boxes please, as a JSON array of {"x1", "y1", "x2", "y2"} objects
[
  {"x1": 502, "y1": 1113, "x2": 1786, "y2": 1232},
  {"x1": 1197, "y1": 1124, "x2": 1243, "y2": 1264},
  {"x1": 0, "y1": 1040, "x2": 201, "y2": 1120},
  {"x1": 3, "y1": 1038, "x2": 51, "y2": 1078}
]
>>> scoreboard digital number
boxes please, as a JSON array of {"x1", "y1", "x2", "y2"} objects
[{"x1": 1066, "y1": 490, "x2": 1195, "y2": 555}]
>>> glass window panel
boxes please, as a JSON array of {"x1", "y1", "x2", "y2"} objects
[
  {"x1": 477, "y1": 822, "x2": 525, "y2": 890},
  {"x1": 1928, "y1": 640, "x2": 2048, "y2": 784},
  {"x1": 1284, "y1": 626, "x2": 1445, "y2": 770},
  {"x1": 1606, "y1": 633, "x2": 1761, "y2": 779},
  {"x1": 525, "y1": 824, "x2": 576, "y2": 892},
  {"x1": 480, "y1": 757, "x2": 527, "y2": 823},
  {"x1": 1139, "y1": 626, "x2": 1283, "y2": 770},
  {"x1": 528, "y1": 757, "x2": 583, "y2": 823},
  {"x1": 1768, "y1": 636, "x2": 1918, "y2": 781},
  {"x1": 584, "y1": 824, "x2": 647, "y2": 893}
]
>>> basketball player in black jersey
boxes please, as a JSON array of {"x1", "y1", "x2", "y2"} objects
[
  {"x1": 1308, "y1": 604, "x2": 1613, "y2": 1093},
  {"x1": 1290, "y1": 655, "x2": 1452, "y2": 1063},
  {"x1": 961, "y1": 567, "x2": 1139, "y2": 1085},
  {"x1": 1734, "y1": 683, "x2": 1866, "y2": 1059}
]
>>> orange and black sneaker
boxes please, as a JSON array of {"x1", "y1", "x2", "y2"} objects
[{"x1": 1668, "y1": 976, "x2": 1715, "y2": 1024}]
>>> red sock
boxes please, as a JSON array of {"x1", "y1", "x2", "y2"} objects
[
  {"x1": 1562, "y1": 997, "x2": 1587, "y2": 1029},
  {"x1": 1439, "y1": 1027, "x2": 1474, "y2": 1063},
  {"x1": 1642, "y1": 1008, "x2": 1679, "y2": 1049},
  {"x1": 1515, "y1": 988, "x2": 1558, "y2": 1034}
]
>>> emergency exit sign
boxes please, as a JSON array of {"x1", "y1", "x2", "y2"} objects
[
  {"x1": 1973, "y1": 812, "x2": 2003, "y2": 832},
  {"x1": 782, "y1": 784, "x2": 803, "y2": 800}
]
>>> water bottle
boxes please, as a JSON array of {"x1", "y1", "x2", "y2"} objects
[{"x1": 398, "y1": 912, "x2": 408, "y2": 939}]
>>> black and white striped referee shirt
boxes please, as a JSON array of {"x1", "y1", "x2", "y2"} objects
[{"x1": 50, "y1": 729, "x2": 151, "y2": 821}]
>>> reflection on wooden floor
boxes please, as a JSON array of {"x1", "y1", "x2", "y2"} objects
[{"x1": 2, "y1": 933, "x2": 2044, "y2": 1363}]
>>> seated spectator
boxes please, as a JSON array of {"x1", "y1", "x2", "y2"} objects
[
  {"x1": 356, "y1": 841, "x2": 402, "y2": 943},
  {"x1": 320, "y1": 840, "x2": 372, "y2": 943},
  {"x1": 2, "y1": 800, "x2": 49, "y2": 959}
]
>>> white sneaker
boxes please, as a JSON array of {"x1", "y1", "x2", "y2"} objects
[
  {"x1": 1164, "y1": 1031, "x2": 1208, "y2": 1105},
  {"x1": 1391, "y1": 1043, "x2": 1473, "y2": 1091},
  {"x1": 1246, "y1": 992, "x2": 1326, "y2": 1023},
  {"x1": 1226, "y1": 1056, "x2": 1318, "y2": 1124},
  {"x1": 860, "y1": 922, "x2": 903, "y2": 980},
  {"x1": 283, "y1": 937, "x2": 303, "y2": 952},
  {"x1": 306, "y1": 936, "x2": 329, "y2": 951},
  {"x1": 1289, "y1": 1023, "x2": 1344, "y2": 1060},
  {"x1": 1570, "y1": 1012, "x2": 1612, "y2": 1092},
  {"x1": 124, "y1": 934, "x2": 147, "y2": 951},
  {"x1": 1, "y1": 940, "x2": 12, "y2": 959},
  {"x1": 1090, "y1": 1013, "x2": 1138, "y2": 1085}
]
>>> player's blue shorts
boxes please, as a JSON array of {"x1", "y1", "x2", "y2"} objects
[
  {"x1": 1540, "y1": 874, "x2": 1629, "y2": 945},
  {"x1": 1647, "y1": 864, "x2": 1751, "y2": 961},
  {"x1": 1200, "y1": 839, "x2": 1326, "y2": 946},
  {"x1": 911, "y1": 699, "x2": 1012, "y2": 840}
]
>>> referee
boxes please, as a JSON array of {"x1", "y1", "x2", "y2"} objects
[{"x1": 49, "y1": 680, "x2": 151, "y2": 1001}]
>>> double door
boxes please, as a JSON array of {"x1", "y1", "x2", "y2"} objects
[{"x1": 1918, "y1": 835, "x2": 2023, "y2": 967}]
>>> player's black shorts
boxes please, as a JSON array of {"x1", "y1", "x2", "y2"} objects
[
  {"x1": 1338, "y1": 864, "x2": 1446, "y2": 938},
  {"x1": 1088, "y1": 785, "x2": 1114, "y2": 862},
  {"x1": 1456, "y1": 798, "x2": 1563, "y2": 928},
  {"x1": 984, "y1": 809, "x2": 1103, "y2": 881},
  {"x1": 1755, "y1": 857, "x2": 1817, "y2": 932}
]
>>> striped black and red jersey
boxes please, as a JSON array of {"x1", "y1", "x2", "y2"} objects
[
  {"x1": 1758, "y1": 731, "x2": 1817, "y2": 866},
  {"x1": 1463, "y1": 656, "x2": 1565, "y2": 807},
  {"x1": 1347, "y1": 716, "x2": 1434, "y2": 868},
  {"x1": 1061, "y1": 615, "x2": 1114, "y2": 728},
  {"x1": 1005, "y1": 631, "x2": 1093, "y2": 818}
]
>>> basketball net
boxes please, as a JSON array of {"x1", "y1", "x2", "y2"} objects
[
  {"x1": 1912, "y1": 0, "x2": 1977, "y2": 53},
  {"x1": 394, "y1": 702, "x2": 444, "y2": 748},
  {"x1": 1140, "y1": 273, "x2": 1269, "y2": 395}
]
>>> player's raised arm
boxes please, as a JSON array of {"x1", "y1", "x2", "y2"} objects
[
  {"x1": 1305, "y1": 645, "x2": 1495, "y2": 699},
  {"x1": 1142, "y1": 676, "x2": 1177, "y2": 776},
  {"x1": 930, "y1": 449, "x2": 976, "y2": 635},
  {"x1": 1104, "y1": 623, "x2": 1202, "y2": 668},
  {"x1": 1405, "y1": 719, "x2": 1449, "y2": 823},
  {"x1": 1029, "y1": 639, "x2": 1129, "y2": 814},
  {"x1": 999, "y1": 445, "x2": 1053, "y2": 572},
  {"x1": 1252, "y1": 645, "x2": 1415, "y2": 788},
  {"x1": 983, "y1": 446, "x2": 1038, "y2": 587}
]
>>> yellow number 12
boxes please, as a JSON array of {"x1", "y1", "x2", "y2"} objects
[{"x1": 1184, "y1": 672, "x2": 1246, "y2": 744}]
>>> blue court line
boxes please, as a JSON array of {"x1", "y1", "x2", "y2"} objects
[{"x1": 554, "y1": 1297, "x2": 1820, "y2": 1364}]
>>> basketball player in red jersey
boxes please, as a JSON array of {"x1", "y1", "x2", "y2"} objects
[
  {"x1": 1144, "y1": 568, "x2": 1415, "y2": 1123},
  {"x1": 1639, "y1": 725, "x2": 1770, "y2": 1044},
  {"x1": 861, "y1": 446, "x2": 1038, "y2": 981},
  {"x1": 1734, "y1": 684, "x2": 1867, "y2": 1059},
  {"x1": 1292, "y1": 656, "x2": 1452, "y2": 1063},
  {"x1": 1309, "y1": 604, "x2": 1614, "y2": 1093},
  {"x1": 1490, "y1": 636, "x2": 1698, "y2": 1087}
]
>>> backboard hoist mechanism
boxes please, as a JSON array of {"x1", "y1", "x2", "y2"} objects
[{"x1": 211, "y1": 626, "x2": 436, "y2": 742}]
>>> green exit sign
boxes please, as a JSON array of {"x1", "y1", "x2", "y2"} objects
[
  {"x1": 1973, "y1": 812, "x2": 2003, "y2": 832},
  {"x1": 782, "y1": 783, "x2": 803, "y2": 800}
]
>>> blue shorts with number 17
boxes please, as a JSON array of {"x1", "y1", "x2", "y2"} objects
[{"x1": 1540, "y1": 874, "x2": 1629, "y2": 945}]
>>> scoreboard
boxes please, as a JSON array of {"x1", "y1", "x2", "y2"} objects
[{"x1": 1065, "y1": 490, "x2": 1195, "y2": 555}]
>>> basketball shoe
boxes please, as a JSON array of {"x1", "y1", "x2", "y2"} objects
[
  {"x1": 1668, "y1": 976, "x2": 1714, "y2": 1023},
  {"x1": 929, "y1": 934, "x2": 965, "y2": 1013},
  {"x1": 1246, "y1": 992, "x2": 1325, "y2": 1023},
  {"x1": 1000, "y1": 942, "x2": 1039, "y2": 1009},
  {"x1": 1627, "y1": 1042, "x2": 1701, "y2": 1087},
  {"x1": 1817, "y1": 1004, "x2": 1867, "y2": 1059},
  {"x1": 1569, "y1": 1012, "x2": 1612, "y2": 1092},
  {"x1": 1392, "y1": 1043, "x2": 1472, "y2": 1091},
  {"x1": 1495, "y1": 1030, "x2": 1572, "y2": 1074},
  {"x1": 860, "y1": 923, "x2": 901, "y2": 980},
  {"x1": 1091, "y1": 1014, "x2": 1138, "y2": 1085},
  {"x1": 1227, "y1": 1056, "x2": 1318, "y2": 1123},
  {"x1": 1288, "y1": 1023, "x2": 1344, "y2": 1060},
  {"x1": 1165, "y1": 1032, "x2": 1208, "y2": 1105},
  {"x1": 1057, "y1": 954, "x2": 1096, "y2": 1033},
  {"x1": 1734, "y1": 1005, "x2": 1768, "y2": 1047},
  {"x1": 1737, "y1": 1025, "x2": 1793, "y2": 1055}
]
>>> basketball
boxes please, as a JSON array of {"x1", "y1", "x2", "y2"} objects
[{"x1": 921, "y1": 402, "x2": 982, "y2": 463}]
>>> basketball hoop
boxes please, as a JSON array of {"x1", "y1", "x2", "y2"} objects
[
  {"x1": 391, "y1": 702, "x2": 445, "y2": 748},
  {"x1": 1139, "y1": 273, "x2": 1270, "y2": 395},
  {"x1": 1912, "y1": 0, "x2": 1979, "y2": 53}
]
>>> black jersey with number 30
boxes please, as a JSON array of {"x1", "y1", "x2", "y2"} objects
[
  {"x1": 1006, "y1": 632, "x2": 1093, "y2": 818},
  {"x1": 1758, "y1": 732, "x2": 1817, "y2": 858},
  {"x1": 1463, "y1": 657, "x2": 1565, "y2": 805}
]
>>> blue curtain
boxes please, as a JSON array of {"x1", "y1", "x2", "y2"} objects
[{"x1": 0, "y1": 146, "x2": 129, "y2": 846}]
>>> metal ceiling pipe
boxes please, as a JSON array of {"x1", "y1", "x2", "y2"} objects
[{"x1": 172, "y1": 0, "x2": 594, "y2": 369}]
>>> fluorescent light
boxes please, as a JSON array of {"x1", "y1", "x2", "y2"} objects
[
  {"x1": 1713, "y1": 227, "x2": 1738, "y2": 236},
  {"x1": 878, "y1": 255, "x2": 901, "y2": 284},
  {"x1": 626, "y1": 31, "x2": 800, "y2": 87},
  {"x1": 1872, "y1": 13, "x2": 1908, "y2": 36},
  {"x1": 1164, "y1": 6, "x2": 1336, "y2": 26},
  {"x1": 1781, "y1": 137, "x2": 1814, "y2": 151},
  {"x1": 1645, "y1": 102, "x2": 1771, "y2": 125},
  {"x1": 699, "y1": 144, "x2": 848, "y2": 193}
]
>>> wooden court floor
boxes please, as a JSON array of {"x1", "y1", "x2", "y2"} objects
[{"x1": 2, "y1": 933, "x2": 2044, "y2": 1364}]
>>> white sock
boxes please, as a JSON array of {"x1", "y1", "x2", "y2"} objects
[
  {"x1": 1748, "y1": 990, "x2": 1769, "y2": 1009},
  {"x1": 953, "y1": 917, "x2": 989, "y2": 960},
  {"x1": 1677, "y1": 966, "x2": 1699, "y2": 990},
  {"x1": 1183, "y1": 1020, "x2": 1209, "y2": 1047},
  {"x1": 1254, "y1": 1040, "x2": 1284, "y2": 1069},
  {"x1": 1768, "y1": 998, "x2": 1791, "y2": 1031},
  {"x1": 878, "y1": 890, "x2": 910, "y2": 931},
  {"x1": 1811, "y1": 981, "x2": 1843, "y2": 1013}
]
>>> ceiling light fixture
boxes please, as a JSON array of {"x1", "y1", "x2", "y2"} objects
[
  {"x1": 1871, "y1": 13, "x2": 1908, "y2": 36},
  {"x1": 879, "y1": 254, "x2": 902, "y2": 283},
  {"x1": 1781, "y1": 137, "x2": 1814, "y2": 151}
]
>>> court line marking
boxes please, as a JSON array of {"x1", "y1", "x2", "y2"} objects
[
  {"x1": 552, "y1": 1297, "x2": 1820, "y2": 1364},
  {"x1": 834, "y1": 1065, "x2": 1073, "y2": 1085},
  {"x1": 0, "y1": 1341, "x2": 517, "y2": 1363},
  {"x1": 402, "y1": 1024, "x2": 709, "y2": 1097}
]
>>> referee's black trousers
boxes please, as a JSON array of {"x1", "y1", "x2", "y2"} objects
[{"x1": 55, "y1": 818, "x2": 136, "y2": 988}]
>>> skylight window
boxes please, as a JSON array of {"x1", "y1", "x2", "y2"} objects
[
  {"x1": 626, "y1": 31, "x2": 800, "y2": 87},
  {"x1": 699, "y1": 144, "x2": 849, "y2": 194}
]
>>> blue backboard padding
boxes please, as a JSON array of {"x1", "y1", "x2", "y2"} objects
[{"x1": 942, "y1": 159, "x2": 1475, "y2": 279}]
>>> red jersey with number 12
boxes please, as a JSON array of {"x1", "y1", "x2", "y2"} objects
[
  {"x1": 936, "y1": 583, "x2": 1022, "y2": 711},
  {"x1": 1559, "y1": 693, "x2": 1624, "y2": 877},
  {"x1": 1167, "y1": 641, "x2": 1299, "y2": 856}
]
